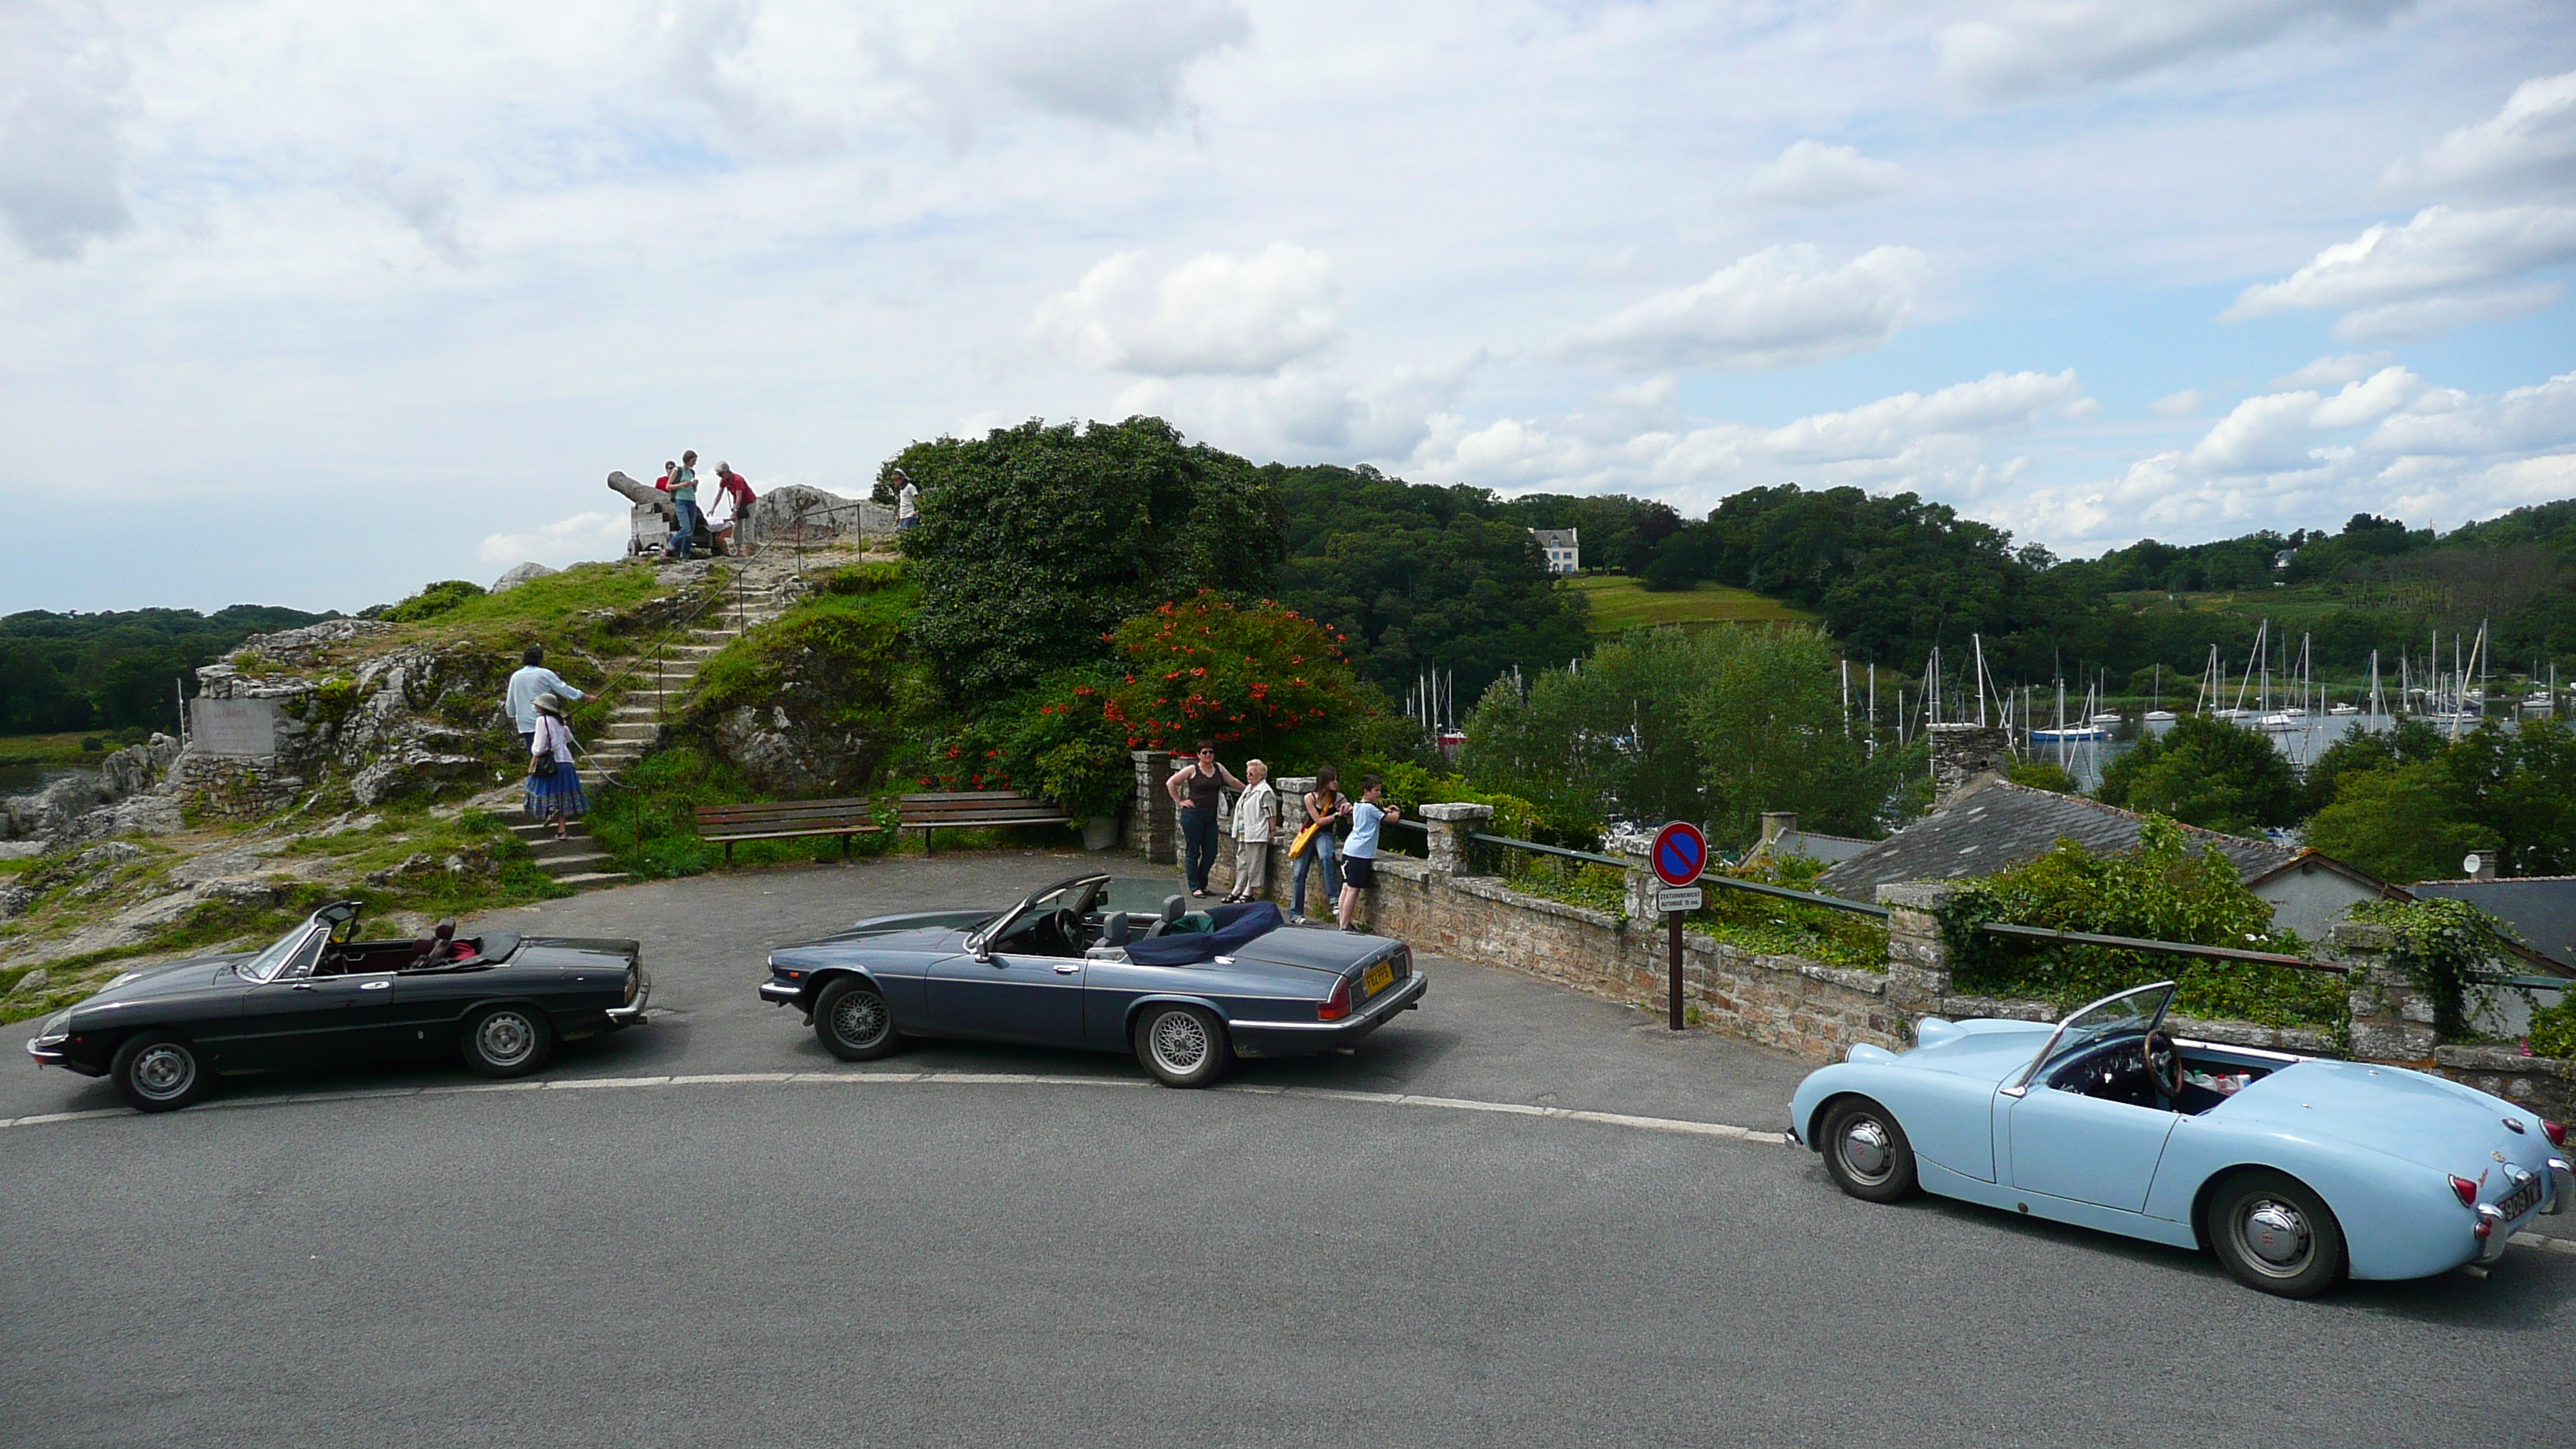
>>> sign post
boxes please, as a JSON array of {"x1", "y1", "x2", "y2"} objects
[{"x1": 1649, "y1": 822, "x2": 1708, "y2": 1032}]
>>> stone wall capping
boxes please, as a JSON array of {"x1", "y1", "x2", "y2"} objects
[
  {"x1": 2435, "y1": 1044, "x2": 2573, "y2": 1077},
  {"x1": 1874, "y1": 880, "x2": 1964, "y2": 911},
  {"x1": 1416, "y1": 803, "x2": 1495, "y2": 823}
]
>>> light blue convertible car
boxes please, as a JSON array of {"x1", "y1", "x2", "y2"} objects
[{"x1": 1790, "y1": 981, "x2": 2570, "y2": 1297}]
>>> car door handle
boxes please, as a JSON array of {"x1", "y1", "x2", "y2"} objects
[
  {"x1": 360, "y1": 981, "x2": 392, "y2": 990},
  {"x1": 292, "y1": 982, "x2": 315, "y2": 992},
  {"x1": 1053, "y1": 963, "x2": 1080, "y2": 975}
]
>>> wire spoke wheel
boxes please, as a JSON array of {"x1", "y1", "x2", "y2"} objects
[
  {"x1": 1134, "y1": 1006, "x2": 1229, "y2": 1088},
  {"x1": 831, "y1": 991, "x2": 889, "y2": 1050}
]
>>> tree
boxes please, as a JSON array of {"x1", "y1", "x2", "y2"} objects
[
  {"x1": 2095, "y1": 715, "x2": 2301, "y2": 833},
  {"x1": 2304, "y1": 764, "x2": 2496, "y2": 886},
  {"x1": 891, "y1": 417, "x2": 1284, "y2": 696},
  {"x1": 1461, "y1": 625, "x2": 1899, "y2": 846}
]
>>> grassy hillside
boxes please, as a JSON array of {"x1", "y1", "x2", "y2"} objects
[{"x1": 1568, "y1": 575, "x2": 1815, "y2": 634}]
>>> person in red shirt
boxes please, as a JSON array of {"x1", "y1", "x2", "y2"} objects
[{"x1": 711, "y1": 464, "x2": 758, "y2": 555}]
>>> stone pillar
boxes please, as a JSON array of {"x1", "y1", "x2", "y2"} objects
[
  {"x1": 1925, "y1": 723, "x2": 2009, "y2": 803},
  {"x1": 1132, "y1": 750, "x2": 1175, "y2": 865},
  {"x1": 1759, "y1": 812, "x2": 1795, "y2": 848},
  {"x1": 2338, "y1": 921, "x2": 2437, "y2": 1064},
  {"x1": 1876, "y1": 881, "x2": 1959, "y2": 1018},
  {"x1": 1417, "y1": 802, "x2": 1494, "y2": 877},
  {"x1": 1274, "y1": 777, "x2": 1316, "y2": 836}
]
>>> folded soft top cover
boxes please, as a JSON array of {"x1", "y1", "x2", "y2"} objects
[{"x1": 1124, "y1": 901, "x2": 1285, "y2": 966}]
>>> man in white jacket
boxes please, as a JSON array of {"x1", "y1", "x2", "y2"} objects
[{"x1": 1224, "y1": 759, "x2": 1276, "y2": 904}]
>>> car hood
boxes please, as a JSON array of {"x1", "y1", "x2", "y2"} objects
[
  {"x1": 75, "y1": 951, "x2": 259, "y2": 1009},
  {"x1": 1895, "y1": 1018, "x2": 2056, "y2": 1084},
  {"x1": 2210, "y1": 1059, "x2": 2555, "y2": 1178},
  {"x1": 799, "y1": 921, "x2": 978, "y2": 953}
]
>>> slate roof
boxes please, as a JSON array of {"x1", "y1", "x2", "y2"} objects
[
  {"x1": 1814, "y1": 778, "x2": 2298, "y2": 901},
  {"x1": 1767, "y1": 828, "x2": 1876, "y2": 866},
  {"x1": 1530, "y1": 528, "x2": 1577, "y2": 549},
  {"x1": 2409, "y1": 877, "x2": 2576, "y2": 972}
]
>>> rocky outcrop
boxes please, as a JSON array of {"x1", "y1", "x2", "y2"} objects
[
  {"x1": 491, "y1": 561, "x2": 557, "y2": 592},
  {"x1": 0, "y1": 735, "x2": 183, "y2": 845},
  {"x1": 749, "y1": 485, "x2": 892, "y2": 541}
]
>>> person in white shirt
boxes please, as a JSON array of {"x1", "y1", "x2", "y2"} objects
[
  {"x1": 503, "y1": 647, "x2": 585, "y2": 752},
  {"x1": 896, "y1": 470, "x2": 920, "y2": 533},
  {"x1": 1223, "y1": 759, "x2": 1276, "y2": 904},
  {"x1": 1335, "y1": 773, "x2": 1400, "y2": 932},
  {"x1": 524, "y1": 694, "x2": 588, "y2": 839}
]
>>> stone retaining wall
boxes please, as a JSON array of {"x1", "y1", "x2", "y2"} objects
[{"x1": 1156, "y1": 768, "x2": 2540, "y2": 1077}]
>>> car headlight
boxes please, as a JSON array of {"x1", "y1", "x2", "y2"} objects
[{"x1": 33, "y1": 1009, "x2": 74, "y2": 1045}]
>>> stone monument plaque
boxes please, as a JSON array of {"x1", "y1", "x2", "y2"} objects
[{"x1": 190, "y1": 698, "x2": 283, "y2": 758}]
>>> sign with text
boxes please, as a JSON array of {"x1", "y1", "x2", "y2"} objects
[
  {"x1": 1656, "y1": 886, "x2": 1703, "y2": 912},
  {"x1": 190, "y1": 697, "x2": 282, "y2": 759}
]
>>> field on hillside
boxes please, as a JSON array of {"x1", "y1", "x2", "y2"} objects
[{"x1": 1567, "y1": 574, "x2": 1814, "y2": 634}]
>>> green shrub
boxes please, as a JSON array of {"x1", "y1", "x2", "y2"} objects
[
  {"x1": 378, "y1": 580, "x2": 487, "y2": 622},
  {"x1": 1945, "y1": 816, "x2": 2343, "y2": 1028},
  {"x1": 2348, "y1": 896, "x2": 2519, "y2": 1040},
  {"x1": 2530, "y1": 996, "x2": 2576, "y2": 1059}
]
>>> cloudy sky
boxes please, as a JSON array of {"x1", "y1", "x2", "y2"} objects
[{"x1": 5, "y1": 0, "x2": 2574, "y2": 614}]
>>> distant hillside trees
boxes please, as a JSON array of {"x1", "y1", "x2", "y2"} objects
[
  {"x1": 1267, "y1": 464, "x2": 1595, "y2": 706},
  {"x1": 0, "y1": 605, "x2": 331, "y2": 736}
]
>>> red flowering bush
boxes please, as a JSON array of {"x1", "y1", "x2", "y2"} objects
[{"x1": 1102, "y1": 593, "x2": 1365, "y2": 760}]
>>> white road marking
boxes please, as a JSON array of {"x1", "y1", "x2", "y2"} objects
[{"x1": 0, "y1": 1067, "x2": 1783, "y2": 1147}]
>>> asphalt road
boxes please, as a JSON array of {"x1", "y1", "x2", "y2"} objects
[{"x1": 5, "y1": 854, "x2": 2571, "y2": 1447}]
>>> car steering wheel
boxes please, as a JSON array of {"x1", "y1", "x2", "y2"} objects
[
  {"x1": 2143, "y1": 1029, "x2": 2184, "y2": 1098},
  {"x1": 1047, "y1": 908, "x2": 1084, "y2": 954}
]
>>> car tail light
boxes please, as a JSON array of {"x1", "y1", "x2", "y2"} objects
[
  {"x1": 624, "y1": 966, "x2": 639, "y2": 1005},
  {"x1": 2451, "y1": 1174, "x2": 2480, "y2": 1208},
  {"x1": 1317, "y1": 976, "x2": 1352, "y2": 1023},
  {"x1": 2545, "y1": 1120, "x2": 2567, "y2": 1148}
]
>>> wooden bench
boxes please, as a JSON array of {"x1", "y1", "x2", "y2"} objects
[
  {"x1": 896, "y1": 790, "x2": 1073, "y2": 855},
  {"x1": 694, "y1": 797, "x2": 880, "y2": 864}
]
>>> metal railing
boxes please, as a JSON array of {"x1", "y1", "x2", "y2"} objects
[{"x1": 1975, "y1": 920, "x2": 2347, "y2": 974}]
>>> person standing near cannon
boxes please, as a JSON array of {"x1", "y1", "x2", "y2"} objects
[{"x1": 663, "y1": 450, "x2": 702, "y2": 560}]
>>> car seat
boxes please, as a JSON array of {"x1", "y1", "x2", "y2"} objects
[
  {"x1": 1085, "y1": 911, "x2": 1134, "y2": 962},
  {"x1": 409, "y1": 920, "x2": 456, "y2": 969}
]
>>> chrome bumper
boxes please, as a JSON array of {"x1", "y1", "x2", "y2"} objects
[
  {"x1": 605, "y1": 971, "x2": 653, "y2": 1027},
  {"x1": 2547, "y1": 1157, "x2": 2572, "y2": 1216},
  {"x1": 758, "y1": 979, "x2": 804, "y2": 1005}
]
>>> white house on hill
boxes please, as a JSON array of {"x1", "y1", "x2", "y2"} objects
[{"x1": 1530, "y1": 528, "x2": 1579, "y2": 574}]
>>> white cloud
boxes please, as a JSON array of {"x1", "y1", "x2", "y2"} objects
[
  {"x1": 0, "y1": 0, "x2": 133, "y2": 259},
  {"x1": 1410, "y1": 369, "x2": 2082, "y2": 507},
  {"x1": 1743, "y1": 140, "x2": 1901, "y2": 208},
  {"x1": 1034, "y1": 243, "x2": 1341, "y2": 376},
  {"x1": 477, "y1": 512, "x2": 629, "y2": 569},
  {"x1": 884, "y1": 0, "x2": 1251, "y2": 138},
  {"x1": 1937, "y1": 0, "x2": 2414, "y2": 104},
  {"x1": 2018, "y1": 368, "x2": 2576, "y2": 550},
  {"x1": 2150, "y1": 389, "x2": 2203, "y2": 416},
  {"x1": 2268, "y1": 351, "x2": 2391, "y2": 389},
  {"x1": 1115, "y1": 352, "x2": 1482, "y2": 459},
  {"x1": 2380, "y1": 69, "x2": 2576, "y2": 199},
  {"x1": 1555, "y1": 244, "x2": 1929, "y2": 372},
  {"x1": 352, "y1": 160, "x2": 467, "y2": 265},
  {"x1": 2223, "y1": 204, "x2": 2576, "y2": 338},
  {"x1": 2329, "y1": 284, "x2": 2564, "y2": 343}
]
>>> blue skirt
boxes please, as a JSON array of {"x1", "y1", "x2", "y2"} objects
[{"x1": 526, "y1": 766, "x2": 588, "y2": 819}]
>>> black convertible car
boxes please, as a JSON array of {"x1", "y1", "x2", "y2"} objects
[{"x1": 24, "y1": 902, "x2": 649, "y2": 1111}]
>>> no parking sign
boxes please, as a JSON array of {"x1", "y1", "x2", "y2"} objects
[{"x1": 1649, "y1": 822, "x2": 1707, "y2": 1031}]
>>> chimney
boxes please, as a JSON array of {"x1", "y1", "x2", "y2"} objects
[
  {"x1": 1927, "y1": 723, "x2": 2011, "y2": 805},
  {"x1": 1760, "y1": 812, "x2": 1795, "y2": 848}
]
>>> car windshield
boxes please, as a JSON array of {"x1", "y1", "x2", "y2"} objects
[
  {"x1": 976, "y1": 875, "x2": 1113, "y2": 944},
  {"x1": 238, "y1": 923, "x2": 327, "y2": 983},
  {"x1": 2016, "y1": 981, "x2": 2176, "y2": 1088}
]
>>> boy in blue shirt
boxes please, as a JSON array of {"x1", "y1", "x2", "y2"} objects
[{"x1": 1335, "y1": 774, "x2": 1400, "y2": 933}]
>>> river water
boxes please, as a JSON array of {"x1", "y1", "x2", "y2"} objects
[
  {"x1": 0, "y1": 762, "x2": 95, "y2": 798},
  {"x1": 2031, "y1": 710, "x2": 2552, "y2": 793}
]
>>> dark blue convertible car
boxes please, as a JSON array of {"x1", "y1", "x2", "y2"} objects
[{"x1": 759, "y1": 873, "x2": 1425, "y2": 1085}]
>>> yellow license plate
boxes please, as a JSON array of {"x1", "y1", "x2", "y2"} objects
[{"x1": 1362, "y1": 960, "x2": 1395, "y2": 996}]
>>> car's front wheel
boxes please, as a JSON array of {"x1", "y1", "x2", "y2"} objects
[
  {"x1": 460, "y1": 1005, "x2": 556, "y2": 1078},
  {"x1": 814, "y1": 977, "x2": 900, "y2": 1061},
  {"x1": 2206, "y1": 1169, "x2": 2347, "y2": 1298},
  {"x1": 1133, "y1": 1005, "x2": 1230, "y2": 1088},
  {"x1": 1819, "y1": 1096, "x2": 1920, "y2": 1203},
  {"x1": 112, "y1": 1033, "x2": 211, "y2": 1112}
]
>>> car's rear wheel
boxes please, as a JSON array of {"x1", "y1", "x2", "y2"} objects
[
  {"x1": 460, "y1": 1005, "x2": 555, "y2": 1078},
  {"x1": 2206, "y1": 1169, "x2": 2347, "y2": 1298},
  {"x1": 112, "y1": 1033, "x2": 210, "y2": 1113},
  {"x1": 814, "y1": 977, "x2": 899, "y2": 1061},
  {"x1": 1133, "y1": 1005, "x2": 1230, "y2": 1088},
  {"x1": 1820, "y1": 1096, "x2": 1919, "y2": 1203}
]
